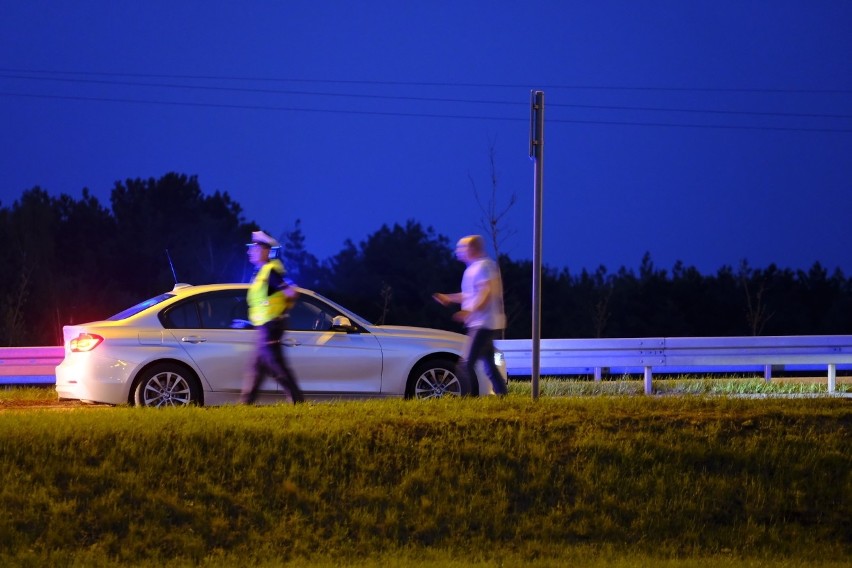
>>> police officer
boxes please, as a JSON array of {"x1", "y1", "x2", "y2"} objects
[{"x1": 240, "y1": 230, "x2": 305, "y2": 404}]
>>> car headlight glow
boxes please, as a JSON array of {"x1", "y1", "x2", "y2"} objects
[{"x1": 493, "y1": 350, "x2": 505, "y2": 367}]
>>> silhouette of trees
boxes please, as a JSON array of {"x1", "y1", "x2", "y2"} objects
[
  {"x1": 1, "y1": 173, "x2": 851, "y2": 346},
  {"x1": 0, "y1": 174, "x2": 254, "y2": 345},
  {"x1": 110, "y1": 173, "x2": 253, "y2": 300},
  {"x1": 1, "y1": 187, "x2": 117, "y2": 345},
  {"x1": 322, "y1": 220, "x2": 461, "y2": 329},
  {"x1": 278, "y1": 219, "x2": 323, "y2": 290}
]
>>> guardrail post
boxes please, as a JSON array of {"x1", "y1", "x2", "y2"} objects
[
  {"x1": 763, "y1": 364, "x2": 772, "y2": 383},
  {"x1": 828, "y1": 364, "x2": 836, "y2": 394},
  {"x1": 594, "y1": 367, "x2": 602, "y2": 382},
  {"x1": 644, "y1": 367, "x2": 653, "y2": 395}
]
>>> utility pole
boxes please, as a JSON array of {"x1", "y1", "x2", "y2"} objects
[{"x1": 529, "y1": 90, "x2": 544, "y2": 400}]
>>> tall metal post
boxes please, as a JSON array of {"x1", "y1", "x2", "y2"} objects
[{"x1": 529, "y1": 91, "x2": 544, "y2": 400}]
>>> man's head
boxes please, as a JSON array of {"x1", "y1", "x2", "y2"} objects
[
  {"x1": 247, "y1": 230, "x2": 278, "y2": 267},
  {"x1": 455, "y1": 235, "x2": 486, "y2": 264}
]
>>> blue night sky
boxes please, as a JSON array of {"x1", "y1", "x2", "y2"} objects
[{"x1": 2, "y1": 1, "x2": 851, "y2": 275}]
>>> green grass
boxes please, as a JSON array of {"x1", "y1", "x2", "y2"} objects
[
  {"x1": 0, "y1": 385, "x2": 849, "y2": 567},
  {"x1": 1, "y1": 374, "x2": 848, "y2": 402},
  {"x1": 0, "y1": 385, "x2": 58, "y2": 400},
  {"x1": 517, "y1": 375, "x2": 852, "y2": 396}
]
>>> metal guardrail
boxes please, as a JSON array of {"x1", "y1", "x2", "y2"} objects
[
  {"x1": 495, "y1": 335, "x2": 852, "y2": 394},
  {"x1": 2, "y1": 336, "x2": 851, "y2": 394},
  {"x1": 0, "y1": 346, "x2": 64, "y2": 386}
]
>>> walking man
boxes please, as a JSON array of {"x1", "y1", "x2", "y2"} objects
[
  {"x1": 433, "y1": 235, "x2": 508, "y2": 396},
  {"x1": 240, "y1": 230, "x2": 305, "y2": 404}
]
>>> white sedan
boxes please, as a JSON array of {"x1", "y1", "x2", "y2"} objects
[{"x1": 56, "y1": 283, "x2": 506, "y2": 407}]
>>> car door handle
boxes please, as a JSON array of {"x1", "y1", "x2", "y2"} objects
[
  {"x1": 180, "y1": 336, "x2": 208, "y2": 344},
  {"x1": 281, "y1": 338, "x2": 301, "y2": 347}
]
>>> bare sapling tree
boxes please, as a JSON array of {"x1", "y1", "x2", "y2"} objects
[
  {"x1": 739, "y1": 260, "x2": 774, "y2": 336},
  {"x1": 468, "y1": 138, "x2": 517, "y2": 261},
  {"x1": 592, "y1": 285, "x2": 613, "y2": 339},
  {"x1": 468, "y1": 138, "x2": 517, "y2": 338},
  {"x1": 377, "y1": 282, "x2": 393, "y2": 325}
]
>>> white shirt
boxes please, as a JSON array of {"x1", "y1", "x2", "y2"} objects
[{"x1": 461, "y1": 257, "x2": 505, "y2": 330}]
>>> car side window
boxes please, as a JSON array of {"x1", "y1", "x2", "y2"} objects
[
  {"x1": 198, "y1": 294, "x2": 249, "y2": 329},
  {"x1": 163, "y1": 301, "x2": 199, "y2": 329},
  {"x1": 288, "y1": 297, "x2": 335, "y2": 332},
  {"x1": 162, "y1": 292, "x2": 248, "y2": 330}
]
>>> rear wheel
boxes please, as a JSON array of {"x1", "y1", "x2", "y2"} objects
[
  {"x1": 407, "y1": 359, "x2": 470, "y2": 399},
  {"x1": 133, "y1": 363, "x2": 202, "y2": 407}
]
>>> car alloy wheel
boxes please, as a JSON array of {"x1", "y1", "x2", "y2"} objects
[
  {"x1": 133, "y1": 363, "x2": 201, "y2": 407},
  {"x1": 410, "y1": 359, "x2": 468, "y2": 399}
]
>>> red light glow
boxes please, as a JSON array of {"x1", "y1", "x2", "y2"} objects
[{"x1": 70, "y1": 333, "x2": 104, "y2": 352}]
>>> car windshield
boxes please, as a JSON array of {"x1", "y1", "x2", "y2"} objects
[
  {"x1": 107, "y1": 293, "x2": 175, "y2": 321},
  {"x1": 308, "y1": 290, "x2": 374, "y2": 327}
]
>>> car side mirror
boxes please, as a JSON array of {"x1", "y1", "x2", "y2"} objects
[{"x1": 330, "y1": 315, "x2": 357, "y2": 333}]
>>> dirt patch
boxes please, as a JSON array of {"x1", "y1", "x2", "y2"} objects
[{"x1": 0, "y1": 398, "x2": 110, "y2": 411}]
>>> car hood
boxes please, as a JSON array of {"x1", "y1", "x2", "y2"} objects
[{"x1": 370, "y1": 324, "x2": 466, "y2": 342}]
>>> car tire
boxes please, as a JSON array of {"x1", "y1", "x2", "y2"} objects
[
  {"x1": 407, "y1": 358, "x2": 471, "y2": 399},
  {"x1": 132, "y1": 363, "x2": 202, "y2": 407}
]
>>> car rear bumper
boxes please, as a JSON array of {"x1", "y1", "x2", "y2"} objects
[{"x1": 55, "y1": 354, "x2": 134, "y2": 405}]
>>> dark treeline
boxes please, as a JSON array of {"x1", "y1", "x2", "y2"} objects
[{"x1": 2, "y1": 173, "x2": 851, "y2": 346}]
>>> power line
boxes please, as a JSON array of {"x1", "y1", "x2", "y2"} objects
[
  {"x1": 552, "y1": 102, "x2": 852, "y2": 120},
  {"x1": 2, "y1": 91, "x2": 850, "y2": 133},
  {"x1": 2, "y1": 67, "x2": 851, "y2": 94},
  {"x1": 0, "y1": 91, "x2": 519, "y2": 122},
  {"x1": 0, "y1": 72, "x2": 521, "y2": 107},
  {"x1": 551, "y1": 117, "x2": 852, "y2": 133},
  {"x1": 1, "y1": 72, "x2": 849, "y2": 120}
]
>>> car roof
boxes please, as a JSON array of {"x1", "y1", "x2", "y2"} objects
[
  {"x1": 170, "y1": 282, "x2": 249, "y2": 294},
  {"x1": 163, "y1": 283, "x2": 374, "y2": 328}
]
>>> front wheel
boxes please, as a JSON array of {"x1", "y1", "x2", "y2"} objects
[
  {"x1": 133, "y1": 363, "x2": 202, "y2": 407},
  {"x1": 407, "y1": 359, "x2": 471, "y2": 399}
]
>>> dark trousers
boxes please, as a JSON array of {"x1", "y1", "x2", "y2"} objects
[
  {"x1": 460, "y1": 327, "x2": 508, "y2": 396},
  {"x1": 240, "y1": 318, "x2": 305, "y2": 404}
]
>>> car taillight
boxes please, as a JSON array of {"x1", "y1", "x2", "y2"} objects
[{"x1": 70, "y1": 333, "x2": 104, "y2": 352}]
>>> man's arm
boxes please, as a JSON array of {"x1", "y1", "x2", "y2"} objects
[
  {"x1": 432, "y1": 292, "x2": 462, "y2": 306},
  {"x1": 268, "y1": 267, "x2": 298, "y2": 300}
]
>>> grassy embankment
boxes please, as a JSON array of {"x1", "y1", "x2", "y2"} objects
[{"x1": 0, "y1": 381, "x2": 849, "y2": 567}]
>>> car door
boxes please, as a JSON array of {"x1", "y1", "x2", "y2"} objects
[
  {"x1": 285, "y1": 295, "x2": 383, "y2": 396},
  {"x1": 161, "y1": 290, "x2": 277, "y2": 395}
]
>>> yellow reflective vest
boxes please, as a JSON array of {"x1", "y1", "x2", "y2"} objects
[{"x1": 247, "y1": 259, "x2": 287, "y2": 326}]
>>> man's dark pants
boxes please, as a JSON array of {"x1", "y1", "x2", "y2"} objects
[
  {"x1": 240, "y1": 317, "x2": 305, "y2": 404},
  {"x1": 459, "y1": 327, "x2": 507, "y2": 396}
]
